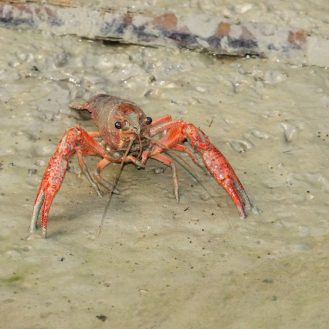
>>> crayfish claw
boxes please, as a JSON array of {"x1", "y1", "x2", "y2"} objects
[
  {"x1": 29, "y1": 187, "x2": 54, "y2": 238},
  {"x1": 30, "y1": 190, "x2": 45, "y2": 234},
  {"x1": 30, "y1": 127, "x2": 82, "y2": 237},
  {"x1": 181, "y1": 123, "x2": 252, "y2": 218}
]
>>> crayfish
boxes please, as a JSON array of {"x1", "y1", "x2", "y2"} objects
[{"x1": 30, "y1": 94, "x2": 252, "y2": 238}]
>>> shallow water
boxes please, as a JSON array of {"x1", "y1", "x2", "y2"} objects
[{"x1": 0, "y1": 1, "x2": 329, "y2": 328}]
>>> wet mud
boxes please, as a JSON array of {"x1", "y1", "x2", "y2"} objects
[{"x1": 0, "y1": 1, "x2": 329, "y2": 328}]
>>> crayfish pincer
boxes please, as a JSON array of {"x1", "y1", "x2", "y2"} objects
[{"x1": 30, "y1": 94, "x2": 252, "y2": 238}]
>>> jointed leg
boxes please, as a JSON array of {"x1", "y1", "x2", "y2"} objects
[
  {"x1": 171, "y1": 144, "x2": 203, "y2": 169},
  {"x1": 77, "y1": 150, "x2": 102, "y2": 197},
  {"x1": 94, "y1": 158, "x2": 119, "y2": 194},
  {"x1": 150, "y1": 115, "x2": 172, "y2": 129},
  {"x1": 93, "y1": 153, "x2": 145, "y2": 194},
  {"x1": 151, "y1": 153, "x2": 179, "y2": 202},
  {"x1": 171, "y1": 162, "x2": 179, "y2": 202}
]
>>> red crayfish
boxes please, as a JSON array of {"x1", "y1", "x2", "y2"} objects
[{"x1": 30, "y1": 94, "x2": 252, "y2": 237}]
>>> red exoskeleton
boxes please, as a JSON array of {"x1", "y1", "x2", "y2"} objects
[{"x1": 30, "y1": 94, "x2": 253, "y2": 238}]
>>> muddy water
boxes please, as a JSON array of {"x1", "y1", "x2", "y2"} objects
[{"x1": 1, "y1": 2, "x2": 329, "y2": 329}]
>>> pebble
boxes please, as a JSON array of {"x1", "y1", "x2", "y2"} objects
[
  {"x1": 154, "y1": 167, "x2": 165, "y2": 174},
  {"x1": 232, "y1": 3, "x2": 253, "y2": 14},
  {"x1": 34, "y1": 160, "x2": 46, "y2": 167},
  {"x1": 27, "y1": 168, "x2": 38, "y2": 176},
  {"x1": 250, "y1": 129, "x2": 271, "y2": 139},
  {"x1": 281, "y1": 122, "x2": 297, "y2": 143},
  {"x1": 229, "y1": 139, "x2": 253, "y2": 153},
  {"x1": 264, "y1": 70, "x2": 288, "y2": 85},
  {"x1": 54, "y1": 51, "x2": 70, "y2": 67},
  {"x1": 195, "y1": 86, "x2": 207, "y2": 93}
]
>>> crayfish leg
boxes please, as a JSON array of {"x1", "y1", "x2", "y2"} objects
[
  {"x1": 93, "y1": 158, "x2": 120, "y2": 194},
  {"x1": 77, "y1": 150, "x2": 102, "y2": 197},
  {"x1": 150, "y1": 153, "x2": 179, "y2": 202}
]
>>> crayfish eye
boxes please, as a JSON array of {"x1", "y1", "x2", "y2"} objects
[
  {"x1": 114, "y1": 121, "x2": 122, "y2": 129},
  {"x1": 145, "y1": 116, "x2": 152, "y2": 125}
]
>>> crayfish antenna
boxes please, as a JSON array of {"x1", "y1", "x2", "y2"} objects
[
  {"x1": 164, "y1": 150, "x2": 216, "y2": 203},
  {"x1": 97, "y1": 137, "x2": 135, "y2": 237}
]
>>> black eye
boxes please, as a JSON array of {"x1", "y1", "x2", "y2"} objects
[
  {"x1": 114, "y1": 121, "x2": 122, "y2": 129},
  {"x1": 145, "y1": 116, "x2": 152, "y2": 125}
]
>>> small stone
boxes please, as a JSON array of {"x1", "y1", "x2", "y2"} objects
[
  {"x1": 229, "y1": 139, "x2": 253, "y2": 153},
  {"x1": 232, "y1": 3, "x2": 253, "y2": 14},
  {"x1": 96, "y1": 315, "x2": 107, "y2": 322},
  {"x1": 264, "y1": 70, "x2": 288, "y2": 85},
  {"x1": 281, "y1": 122, "x2": 297, "y2": 143},
  {"x1": 196, "y1": 86, "x2": 206, "y2": 93},
  {"x1": 138, "y1": 289, "x2": 149, "y2": 295},
  {"x1": 262, "y1": 278, "x2": 273, "y2": 284},
  {"x1": 34, "y1": 160, "x2": 46, "y2": 167},
  {"x1": 250, "y1": 129, "x2": 270, "y2": 139},
  {"x1": 28, "y1": 168, "x2": 38, "y2": 176},
  {"x1": 154, "y1": 167, "x2": 165, "y2": 174}
]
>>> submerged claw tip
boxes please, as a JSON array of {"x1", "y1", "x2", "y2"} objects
[{"x1": 42, "y1": 228, "x2": 47, "y2": 239}]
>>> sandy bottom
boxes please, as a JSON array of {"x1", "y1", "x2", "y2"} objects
[{"x1": 0, "y1": 2, "x2": 329, "y2": 328}]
